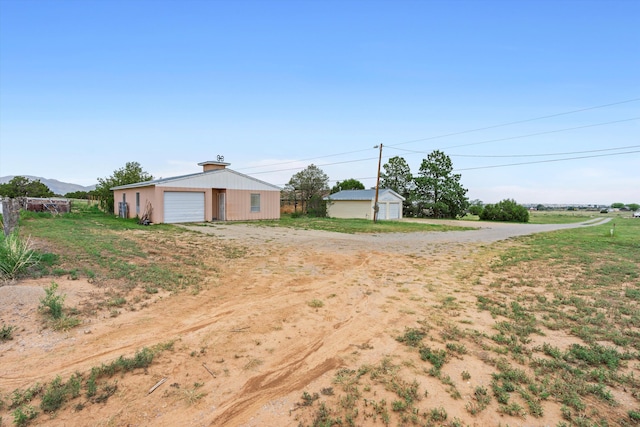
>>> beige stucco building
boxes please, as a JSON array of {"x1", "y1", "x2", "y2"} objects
[
  {"x1": 325, "y1": 189, "x2": 405, "y2": 220},
  {"x1": 111, "y1": 161, "x2": 281, "y2": 224}
]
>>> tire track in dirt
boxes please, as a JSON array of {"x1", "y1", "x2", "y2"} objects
[{"x1": 1, "y1": 218, "x2": 613, "y2": 426}]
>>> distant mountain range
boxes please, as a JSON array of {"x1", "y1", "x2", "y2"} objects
[{"x1": 0, "y1": 175, "x2": 96, "y2": 196}]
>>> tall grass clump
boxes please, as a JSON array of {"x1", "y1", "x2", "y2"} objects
[{"x1": 0, "y1": 232, "x2": 39, "y2": 280}]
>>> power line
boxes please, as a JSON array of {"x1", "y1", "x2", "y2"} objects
[
  {"x1": 234, "y1": 97, "x2": 640, "y2": 172},
  {"x1": 387, "y1": 98, "x2": 640, "y2": 148},
  {"x1": 273, "y1": 149, "x2": 639, "y2": 187},
  {"x1": 247, "y1": 117, "x2": 640, "y2": 177},
  {"x1": 391, "y1": 144, "x2": 640, "y2": 158},
  {"x1": 454, "y1": 150, "x2": 640, "y2": 172}
]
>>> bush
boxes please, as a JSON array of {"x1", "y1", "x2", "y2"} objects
[
  {"x1": 39, "y1": 282, "x2": 65, "y2": 320},
  {"x1": 0, "y1": 323, "x2": 16, "y2": 341},
  {"x1": 480, "y1": 199, "x2": 530, "y2": 222},
  {"x1": 0, "y1": 233, "x2": 39, "y2": 280},
  {"x1": 468, "y1": 205, "x2": 483, "y2": 216}
]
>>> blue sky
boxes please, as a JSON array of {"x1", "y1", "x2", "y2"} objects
[{"x1": 1, "y1": 0, "x2": 638, "y2": 205}]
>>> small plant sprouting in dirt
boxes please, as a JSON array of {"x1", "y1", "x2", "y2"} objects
[
  {"x1": 39, "y1": 282, "x2": 65, "y2": 320},
  {"x1": 107, "y1": 296, "x2": 127, "y2": 307},
  {"x1": 12, "y1": 404, "x2": 38, "y2": 427},
  {"x1": 10, "y1": 383, "x2": 43, "y2": 409},
  {"x1": 396, "y1": 327, "x2": 427, "y2": 347},
  {"x1": 307, "y1": 299, "x2": 324, "y2": 308},
  {"x1": 144, "y1": 285, "x2": 159, "y2": 294},
  {"x1": 419, "y1": 346, "x2": 447, "y2": 372},
  {"x1": 429, "y1": 406, "x2": 448, "y2": 422},
  {"x1": 38, "y1": 282, "x2": 81, "y2": 331},
  {"x1": 445, "y1": 342, "x2": 467, "y2": 355},
  {"x1": 320, "y1": 387, "x2": 334, "y2": 396},
  {"x1": 466, "y1": 385, "x2": 491, "y2": 415},
  {"x1": 498, "y1": 401, "x2": 526, "y2": 417},
  {"x1": 298, "y1": 391, "x2": 320, "y2": 407},
  {"x1": 461, "y1": 370, "x2": 471, "y2": 381},
  {"x1": 183, "y1": 382, "x2": 207, "y2": 405},
  {"x1": 0, "y1": 323, "x2": 16, "y2": 341},
  {"x1": 440, "y1": 323, "x2": 465, "y2": 341}
]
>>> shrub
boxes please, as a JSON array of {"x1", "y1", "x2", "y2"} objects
[
  {"x1": 0, "y1": 233, "x2": 39, "y2": 280},
  {"x1": 480, "y1": 199, "x2": 530, "y2": 222},
  {"x1": 0, "y1": 323, "x2": 16, "y2": 341},
  {"x1": 39, "y1": 282, "x2": 65, "y2": 320}
]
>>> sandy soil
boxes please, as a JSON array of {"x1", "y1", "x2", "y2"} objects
[{"x1": 1, "y1": 217, "x2": 625, "y2": 427}]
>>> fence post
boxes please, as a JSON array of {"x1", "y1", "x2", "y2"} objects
[{"x1": 2, "y1": 198, "x2": 21, "y2": 236}]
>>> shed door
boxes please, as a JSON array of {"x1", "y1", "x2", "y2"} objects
[
  {"x1": 377, "y1": 203, "x2": 387, "y2": 220},
  {"x1": 164, "y1": 192, "x2": 205, "y2": 223},
  {"x1": 388, "y1": 202, "x2": 400, "y2": 219}
]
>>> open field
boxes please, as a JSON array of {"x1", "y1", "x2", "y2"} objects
[{"x1": 1, "y1": 207, "x2": 639, "y2": 426}]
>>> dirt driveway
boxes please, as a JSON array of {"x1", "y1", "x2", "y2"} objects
[
  {"x1": 0, "y1": 217, "x2": 615, "y2": 426},
  {"x1": 184, "y1": 217, "x2": 612, "y2": 253}
]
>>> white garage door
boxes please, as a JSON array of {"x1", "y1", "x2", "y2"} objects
[
  {"x1": 164, "y1": 192, "x2": 205, "y2": 223},
  {"x1": 377, "y1": 203, "x2": 387, "y2": 220},
  {"x1": 388, "y1": 202, "x2": 401, "y2": 219}
]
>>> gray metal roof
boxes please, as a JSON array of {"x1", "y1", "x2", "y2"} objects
[{"x1": 110, "y1": 168, "x2": 281, "y2": 191}]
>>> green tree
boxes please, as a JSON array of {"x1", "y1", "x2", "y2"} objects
[
  {"x1": 468, "y1": 199, "x2": 484, "y2": 216},
  {"x1": 413, "y1": 150, "x2": 468, "y2": 218},
  {"x1": 64, "y1": 191, "x2": 90, "y2": 199},
  {"x1": 611, "y1": 202, "x2": 625, "y2": 209},
  {"x1": 0, "y1": 176, "x2": 54, "y2": 198},
  {"x1": 380, "y1": 156, "x2": 414, "y2": 216},
  {"x1": 628, "y1": 203, "x2": 640, "y2": 211},
  {"x1": 94, "y1": 162, "x2": 153, "y2": 213},
  {"x1": 480, "y1": 199, "x2": 530, "y2": 222},
  {"x1": 330, "y1": 178, "x2": 365, "y2": 194},
  {"x1": 284, "y1": 164, "x2": 329, "y2": 215}
]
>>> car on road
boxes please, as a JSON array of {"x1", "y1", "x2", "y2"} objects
[{"x1": 634, "y1": 211, "x2": 640, "y2": 218}]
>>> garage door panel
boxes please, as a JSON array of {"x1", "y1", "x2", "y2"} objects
[
  {"x1": 378, "y1": 204, "x2": 387, "y2": 220},
  {"x1": 164, "y1": 192, "x2": 205, "y2": 223},
  {"x1": 389, "y1": 203, "x2": 400, "y2": 219}
]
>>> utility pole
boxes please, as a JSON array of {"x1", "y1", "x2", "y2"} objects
[{"x1": 373, "y1": 143, "x2": 383, "y2": 222}]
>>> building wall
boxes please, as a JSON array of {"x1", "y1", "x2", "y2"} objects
[
  {"x1": 113, "y1": 186, "x2": 157, "y2": 221},
  {"x1": 327, "y1": 200, "x2": 372, "y2": 219},
  {"x1": 226, "y1": 189, "x2": 280, "y2": 221},
  {"x1": 114, "y1": 185, "x2": 280, "y2": 223}
]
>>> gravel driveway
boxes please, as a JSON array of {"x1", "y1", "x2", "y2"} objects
[{"x1": 183, "y1": 217, "x2": 612, "y2": 254}]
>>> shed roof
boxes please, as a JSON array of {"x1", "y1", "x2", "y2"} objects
[{"x1": 325, "y1": 189, "x2": 405, "y2": 201}]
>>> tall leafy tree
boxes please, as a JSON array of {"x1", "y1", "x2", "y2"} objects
[
  {"x1": 414, "y1": 150, "x2": 468, "y2": 218},
  {"x1": 94, "y1": 162, "x2": 153, "y2": 213},
  {"x1": 0, "y1": 176, "x2": 54, "y2": 198},
  {"x1": 380, "y1": 156, "x2": 413, "y2": 196},
  {"x1": 285, "y1": 164, "x2": 329, "y2": 215},
  {"x1": 330, "y1": 178, "x2": 364, "y2": 194},
  {"x1": 380, "y1": 156, "x2": 414, "y2": 215}
]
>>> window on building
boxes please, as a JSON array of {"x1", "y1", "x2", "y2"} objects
[
  {"x1": 136, "y1": 192, "x2": 140, "y2": 215},
  {"x1": 250, "y1": 193, "x2": 260, "y2": 212}
]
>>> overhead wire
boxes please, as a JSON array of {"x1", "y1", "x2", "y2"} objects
[
  {"x1": 248, "y1": 117, "x2": 640, "y2": 177},
  {"x1": 453, "y1": 150, "x2": 640, "y2": 171},
  {"x1": 234, "y1": 97, "x2": 640, "y2": 173}
]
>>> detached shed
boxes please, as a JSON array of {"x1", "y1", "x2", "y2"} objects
[
  {"x1": 325, "y1": 189, "x2": 405, "y2": 220},
  {"x1": 111, "y1": 161, "x2": 281, "y2": 224}
]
